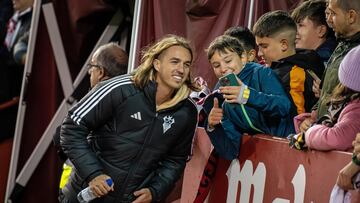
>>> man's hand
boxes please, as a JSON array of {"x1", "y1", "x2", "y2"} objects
[
  {"x1": 299, "y1": 117, "x2": 315, "y2": 133},
  {"x1": 312, "y1": 79, "x2": 321, "y2": 98},
  {"x1": 336, "y1": 162, "x2": 360, "y2": 190},
  {"x1": 208, "y1": 98, "x2": 223, "y2": 129},
  {"x1": 89, "y1": 174, "x2": 114, "y2": 197},
  {"x1": 132, "y1": 188, "x2": 152, "y2": 203}
]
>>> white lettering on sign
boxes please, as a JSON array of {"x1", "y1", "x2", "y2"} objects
[
  {"x1": 226, "y1": 160, "x2": 306, "y2": 203},
  {"x1": 226, "y1": 160, "x2": 266, "y2": 203}
]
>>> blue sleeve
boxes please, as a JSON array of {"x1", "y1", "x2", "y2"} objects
[
  {"x1": 205, "y1": 117, "x2": 241, "y2": 160},
  {"x1": 246, "y1": 68, "x2": 292, "y2": 117}
]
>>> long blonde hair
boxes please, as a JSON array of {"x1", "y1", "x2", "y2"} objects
[{"x1": 133, "y1": 34, "x2": 199, "y2": 110}]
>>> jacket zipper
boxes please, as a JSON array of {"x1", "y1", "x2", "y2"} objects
[
  {"x1": 116, "y1": 112, "x2": 158, "y2": 201},
  {"x1": 116, "y1": 99, "x2": 185, "y2": 200}
]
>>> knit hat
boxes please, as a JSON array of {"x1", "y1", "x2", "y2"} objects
[{"x1": 339, "y1": 45, "x2": 360, "y2": 92}]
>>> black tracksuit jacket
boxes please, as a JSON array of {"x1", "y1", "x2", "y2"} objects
[{"x1": 60, "y1": 74, "x2": 198, "y2": 202}]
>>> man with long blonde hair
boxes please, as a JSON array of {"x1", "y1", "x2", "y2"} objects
[{"x1": 60, "y1": 35, "x2": 199, "y2": 203}]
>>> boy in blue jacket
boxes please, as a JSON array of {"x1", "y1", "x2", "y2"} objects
[{"x1": 204, "y1": 35, "x2": 295, "y2": 160}]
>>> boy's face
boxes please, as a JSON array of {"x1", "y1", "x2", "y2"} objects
[
  {"x1": 296, "y1": 17, "x2": 325, "y2": 50},
  {"x1": 154, "y1": 45, "x2": 191, "y2": 91},
  {"x1": 255, "y1": 36, "x2": 285, "y2": 66},
  {"x1": 209, "y1": 49, "x2": 248, "y2": 78}
]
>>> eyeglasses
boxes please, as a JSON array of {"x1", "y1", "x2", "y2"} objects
[
  {"x1": 87, "y1": 63, "x2": 101, "y2": 74},
  {"x1": 87, "y1": 63, "x2": 101, "y2": 69}
]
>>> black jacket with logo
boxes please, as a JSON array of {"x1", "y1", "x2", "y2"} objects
[{"x1": 60, "y1": 75, "x2": 198, "y2": 202}]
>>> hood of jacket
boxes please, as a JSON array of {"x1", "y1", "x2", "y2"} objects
[{"x1": 272, "y1": 49, "x2": 324, "y2": 77}]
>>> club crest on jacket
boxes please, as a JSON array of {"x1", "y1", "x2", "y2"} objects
[{"x1": 163, "y1": 115, "x2": 175, "y2": 133}]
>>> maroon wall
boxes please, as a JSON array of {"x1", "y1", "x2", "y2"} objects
[{"x1": 136, "y1": 0, "x2": 304, "y2": 89}]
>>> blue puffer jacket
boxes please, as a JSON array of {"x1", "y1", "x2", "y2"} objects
[{"x1": 204, "y1": 62, "x2": 295, "y2": 160}]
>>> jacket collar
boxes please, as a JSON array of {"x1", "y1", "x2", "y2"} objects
[
  {"x1": 316, "y1": 37, "x2": 337, "y2": 60},
  {"x1": 270, "y1": 49, "x2": 324, "y2": 74},
  {"x1": 14, "y1": 7, "x2": 32, "y2": 21},
  {"x1": 237, "y1": 62, "x2": 262, "y2": 79},
  {"x1": 142, "y1": 80, "x2": 187, "y2": 112},
  {"x1": 143, "y1": 80, "x2": 157, "y2": 109},
  {"x1": 339, "y1": 31, "x2": 360, "y2": 43}
]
